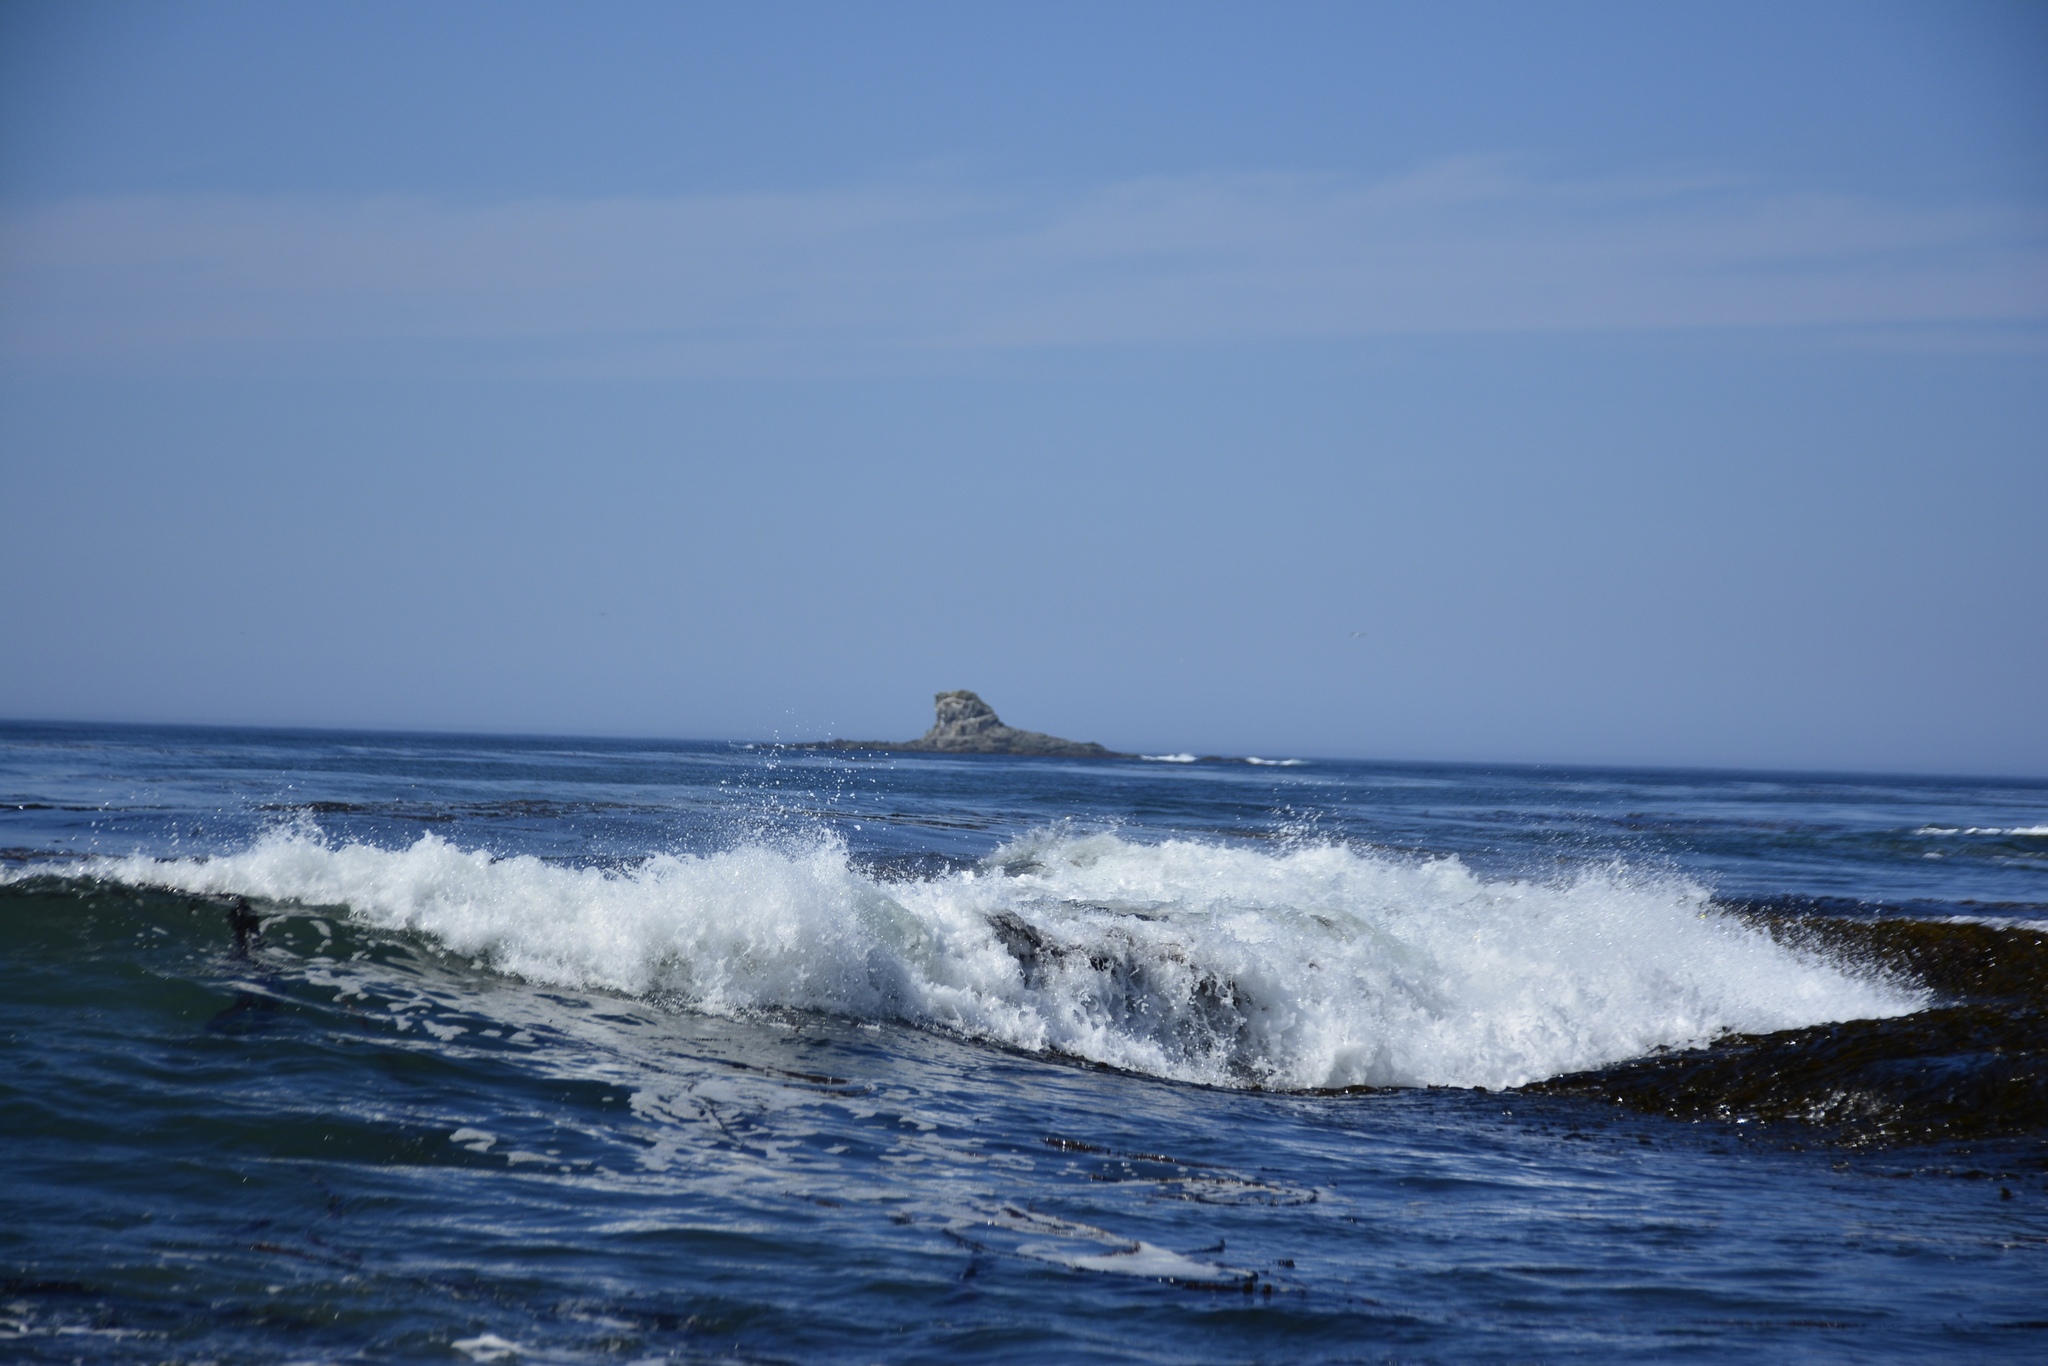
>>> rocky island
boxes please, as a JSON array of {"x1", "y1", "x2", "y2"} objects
[{"x1": 814, "y1": 691, "x2": 1126, "y2": 758}]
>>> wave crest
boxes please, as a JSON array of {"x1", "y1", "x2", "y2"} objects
[{"x1": 48, "y1": 828, "x2": 1921, "y2": 1090}]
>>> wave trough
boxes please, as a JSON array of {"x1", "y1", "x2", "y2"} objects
[{"x1": 43, "y1": 828, "x2": 1922, "y2": 1091}]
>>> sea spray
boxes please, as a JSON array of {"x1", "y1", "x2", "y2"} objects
[{"x1": 52, "y1": 825, "x2": 1922, "y2": 1091}]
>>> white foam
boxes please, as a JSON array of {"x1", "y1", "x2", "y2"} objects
[
  {"x1": 1932, "y1": 911, "x2": 2048, "y2": 928},
  {"x1": 951, "y1": 1207, "x2": 1246, "y2": 1282},
  {"x1": 1143, "y1": 754, "x2": 1199, "y2": 764},
  {"x1": 1915, "y1": 824, "x2": 2048, "y2": 837},
  {"x1": 1244, "y1": 757, "x2": 1307, "y2": 766},
  {"x1": 44, "y1": 827, "x2": 1922, "y2": 1091}
]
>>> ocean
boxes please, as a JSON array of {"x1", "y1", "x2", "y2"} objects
[{"x1": 2, "y1": 720, "x2": 2044, "y2": 1363}]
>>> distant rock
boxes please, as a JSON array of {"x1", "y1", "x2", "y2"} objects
[{"x1": 815, "y1": 691, "x2": 1124, "y2": 757}]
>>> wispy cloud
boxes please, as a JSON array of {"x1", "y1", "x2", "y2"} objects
[{"x1": 4, "y1": 161, "x2": 2043, "y2": 373}]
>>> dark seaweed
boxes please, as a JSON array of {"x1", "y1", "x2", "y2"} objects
[{"x1": 1529, "y1": 918, "x2": 2048, "y2": 1149}]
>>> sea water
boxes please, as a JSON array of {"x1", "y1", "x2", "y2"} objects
[{"x1": 2, "y1": 722, "x2": 2044, "y2": 1362}]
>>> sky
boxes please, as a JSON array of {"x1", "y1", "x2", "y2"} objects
[{"x1": 1, "y1": 1, "x2": 2044, "y2": 774}]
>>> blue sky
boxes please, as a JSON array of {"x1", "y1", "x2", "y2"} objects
[{"x1": 1, "y1": 1, "x2": 2044, "y2": 772}]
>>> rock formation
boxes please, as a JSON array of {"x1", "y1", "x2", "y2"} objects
[{"x1": 817, "y1": 691, "x2": 1123, "y2": 757}]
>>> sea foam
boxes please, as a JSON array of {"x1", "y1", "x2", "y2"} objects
[{"x1": 56, "y1": 828, "x2": 1921, "y2": 1090}]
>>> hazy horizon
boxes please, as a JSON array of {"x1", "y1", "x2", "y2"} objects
[{"x1": 6, "y1": 710, "x2": 2046, "y2": 785}]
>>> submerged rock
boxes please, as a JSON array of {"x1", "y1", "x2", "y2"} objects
[
  {"x1": 1526, "y1": 917, "x2": 2048, "y2": 1149},
  {"x1": 817, "y1": 691, "x2": 1123, "y2": 757}
]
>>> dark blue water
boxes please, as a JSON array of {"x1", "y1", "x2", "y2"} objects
[{"x1": 4, "y1": 721, "x2": 2045, "y2": 1362}]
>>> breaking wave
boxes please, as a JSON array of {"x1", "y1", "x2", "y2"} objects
[
  {"x1": 30, "y1": 828, "x2": 1922, "y2": 1091},
  {"x1": 1914, "y1": 825, "x2": 2048, "y2": 837}
]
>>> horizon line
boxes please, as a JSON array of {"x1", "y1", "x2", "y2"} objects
[{"x1": 2, "y1": 713, "x2": 2041, "y2": 787}]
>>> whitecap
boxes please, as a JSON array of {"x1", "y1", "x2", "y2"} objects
[
  {"x1": 1915, "y1": 824, "x2": 2048, "y2": 837},
  {"x1": 41, "y1": 826, "x2": 1923, "y2": 1092}
]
